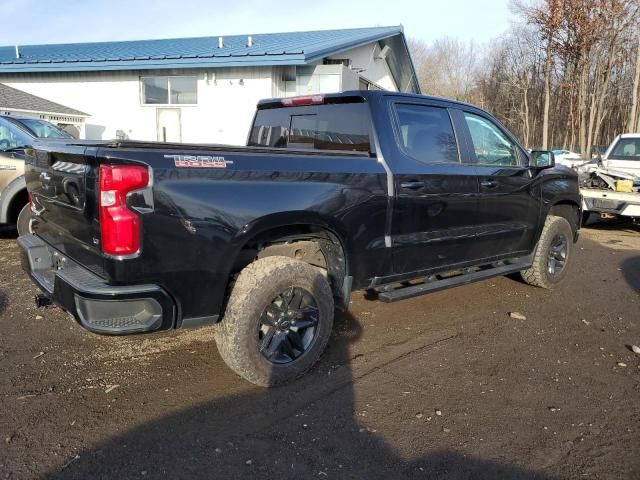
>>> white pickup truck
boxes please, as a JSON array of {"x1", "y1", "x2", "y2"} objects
[{"x1": 579, "y1": 133, "x2": 640, "y2": 222}]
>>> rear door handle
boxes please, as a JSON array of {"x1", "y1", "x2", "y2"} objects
[
  {"x1": 400, "y1": 180, "x2": 425, "y2": 190},
  {"x1": 480, "y1": 180, "x2": 498, "y2": 189}
]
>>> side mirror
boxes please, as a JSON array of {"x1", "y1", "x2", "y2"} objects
[{"x1": 530, "y1": 150, "x2": 555, "y2": 168}]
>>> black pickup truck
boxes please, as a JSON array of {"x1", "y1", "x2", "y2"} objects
[{"x1": 19, "y1": 91, "x2": 581, "y2": 386}]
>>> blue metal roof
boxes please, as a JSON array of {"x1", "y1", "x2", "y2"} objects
[{"x1": 0, "y1": 26, "x2": 404, "y2": 73}]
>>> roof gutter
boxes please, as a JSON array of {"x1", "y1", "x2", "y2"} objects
[
  {"x1": 0, "y1": 106, "x2": 89, "y2": 118},
  {"x1": 0, "y1": 55, "x2": 307, "y2": 73}
]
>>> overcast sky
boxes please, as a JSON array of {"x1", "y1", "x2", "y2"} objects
[{"x1": 2, "y1": 0, "x2": 513, "y2": 46}]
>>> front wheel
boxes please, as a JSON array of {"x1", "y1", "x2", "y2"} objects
[
  {"x1": 16, "y1": 203, "x2": 32, "y2": 236},
  {"x1": 215, "y1": 256, "x2": 334, "y2": 387},
  {"x1": 521, "y1": 215, "x2": 573, "y2": 289}
]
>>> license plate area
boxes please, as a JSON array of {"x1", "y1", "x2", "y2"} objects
[{"x1": 20, "y1": 235, "x2": 69, "y2": 295}]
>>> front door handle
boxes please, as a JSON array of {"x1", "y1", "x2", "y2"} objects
[
  {"x1": 400, "y1": 180, "x2": 425, "y2": 190},
  {"x1": 480, "y1": 180, "x2": 498, "y2": 189}
]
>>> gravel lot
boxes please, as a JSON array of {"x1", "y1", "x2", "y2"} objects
[{"x1": 1, "y1": 222, "x2": 639, "y2": 479}]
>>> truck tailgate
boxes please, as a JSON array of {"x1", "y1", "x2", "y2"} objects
[{"x1": 26, "y1": 140, "x2": 102, "y2": 274}]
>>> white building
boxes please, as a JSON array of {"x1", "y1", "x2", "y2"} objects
[
  {"x1": 0, "y1": 82, "x2": 87, "y2": 137},
  {"x1": 0, "y1": 26, "x2": 419, "y2": 145}
]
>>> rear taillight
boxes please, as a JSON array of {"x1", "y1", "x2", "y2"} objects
[
  {"x1": 281, "y1": 95, "x2": 324, "y2": 106},
  {"x1": 98, "y1": 164, "x2": 149, "y2": 256}
]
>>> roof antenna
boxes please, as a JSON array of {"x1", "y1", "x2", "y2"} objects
[
  {"x1": 247, "y1": 36, "x2": 253, "y2": 47},
  {"x1": 218, "y1": 37, "x2": 224, "y2": 49},
  {"x1": 15, "y1": 45, "x2": 20, "y2": 59}
]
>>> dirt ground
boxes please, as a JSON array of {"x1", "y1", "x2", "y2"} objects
[{"x1": 0, "y1": 221, "x2": 639, "y2": 480}]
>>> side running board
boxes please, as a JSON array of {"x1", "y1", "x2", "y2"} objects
[{"x1": 373, "y1": 260, "x2": 531, "y2": 303}]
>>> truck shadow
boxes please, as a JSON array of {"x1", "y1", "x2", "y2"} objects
[
  {"x1": 0, "y1": 288, "x2": 6, "y2": 316},
  {"x1": 46, "y1": 311, "x2": 556, "y2": 480},
  {"x1": 621, "y1": 256, "x2": 640, "y2": 293},
  {"x1": 581, "y1": 217, "x2": 640, "y2": 233},
  {"x1": 0, "y1": 225, "x2": 18, "y2": 239}
]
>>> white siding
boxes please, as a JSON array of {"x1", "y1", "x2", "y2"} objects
[
  {"x1": 328, "y1": 44, "x2": 397, "y2": 91},
  {"x1": 0, "y1": 67, "x2": 273, "y2": 145}
]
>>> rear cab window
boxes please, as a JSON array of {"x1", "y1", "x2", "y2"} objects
[{"x1": 248, "y1": 100, "x2": 372, "y2": 153}]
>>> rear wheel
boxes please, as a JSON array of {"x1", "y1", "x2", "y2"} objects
[
  {"x1": 215, "y1": 256, "x2": 334, "y2": 387},
  {"x1": 521, "y1": 215, "x2": 573, "y2": 289},
  {"x1": 16, "y1": 203, "x2": 32, "y2": 236}
]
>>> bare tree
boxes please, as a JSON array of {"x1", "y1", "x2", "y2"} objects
[
  {"x1": 409, "y1": 37, "x2": 482, "y2": 104},
  {"x1": 408, "y1": 0, "x2": 639, "y2": 151},
  {"x1": 629, "y1": 32, "x2": 640, "y2": 132}
]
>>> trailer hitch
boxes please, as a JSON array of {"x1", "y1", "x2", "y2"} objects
[{"x1": 34, "y1": 293, "x2": 53, "y2": 308}]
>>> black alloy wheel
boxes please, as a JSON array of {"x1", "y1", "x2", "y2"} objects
[
  {"x1": 547, "y1": 233, "x2": 568, "y2": 276},
  {"x1": 258, "y1": 286, "x2": 319, "y2": 365}
]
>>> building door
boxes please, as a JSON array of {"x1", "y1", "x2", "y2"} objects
[{"x1": 157, "y1": 108, "x2": 181, "y2": 142}]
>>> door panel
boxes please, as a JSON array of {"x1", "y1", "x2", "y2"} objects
[
  {"x1": 458, "y1": 110, "x2": 540, "y2": 259},
  {"x1": 473, "y1": 166, "x2": 540, "y2": 257},
  {"x1": 393, "y1": 168, "x2": 479, "y2": 273}
]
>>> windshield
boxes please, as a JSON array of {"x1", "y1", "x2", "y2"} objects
[
  {"x1": 610, "y1": 138, "x2": 640, "y2": 161},
  {"x1": 15, "y1": 118, "x2": 73, "y2": 139},
  {"x1": 0, "y1": 117, "x2": 34, "y2": 151}
]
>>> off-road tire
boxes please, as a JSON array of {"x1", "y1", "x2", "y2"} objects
[
  {"x1": 521, "y1": 215, "x2": 573, "y2": 289},
  {"x1": 16, "y1": 203, "x2": 31, "y2": 236},
  {"x1": 214, "y1": 256, "x2": 334, "y2": 387}
]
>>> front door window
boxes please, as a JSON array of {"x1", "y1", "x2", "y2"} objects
[{"x1": 463, "y1": 112, "x2": 519, "y2": 166}]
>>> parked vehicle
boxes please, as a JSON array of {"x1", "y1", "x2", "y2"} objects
[
  {"x1": 19, "y1": 91, "x2": 581, "y2": 386},
  {"x1": 552, "y1": 149, "x2": 585, "y2": 168},
  {"x1": 578, "y1": 133, "x2": 639, "y2": 222},
  {"x1": 0, "y1": 115, "x2": 73, "y2": 234}
]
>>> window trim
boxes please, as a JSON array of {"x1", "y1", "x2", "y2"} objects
[
  {"x1": 459, "y1": 109, "x2": 524, "y2": 168},
  {"x1": 390, "y1": 101, "x2": 462, "y2": 165},
  {"x1": 140, "y1": 75, "x2": 198, "y2": 106}
]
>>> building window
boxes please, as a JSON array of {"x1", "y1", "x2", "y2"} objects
[{"x1": 141, "y1": 76, "x2": 197, "y2": 105}]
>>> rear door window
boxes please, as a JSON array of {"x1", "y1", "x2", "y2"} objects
[
  {"x1": 249, "y1": 103, "x2": 371, "y2": 153},
  {"x1": 393, "y1": 104, "x2": 459, "y2": 164}
]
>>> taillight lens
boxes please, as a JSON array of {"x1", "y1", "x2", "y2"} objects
[{"x1": 98, "y1": 165, "x2": 149, "y2": 256}]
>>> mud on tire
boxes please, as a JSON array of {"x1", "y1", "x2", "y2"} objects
[
  {"x1": 521, "y1": 215, "x2": 573, "y2": 289},
  {"x1": 214, "y1": 256, "x2": 334, "y2": 387}
]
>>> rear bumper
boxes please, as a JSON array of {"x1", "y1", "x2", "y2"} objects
[{"x1": 18, "y1": 234, "x2": 176, "y2": 335}]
